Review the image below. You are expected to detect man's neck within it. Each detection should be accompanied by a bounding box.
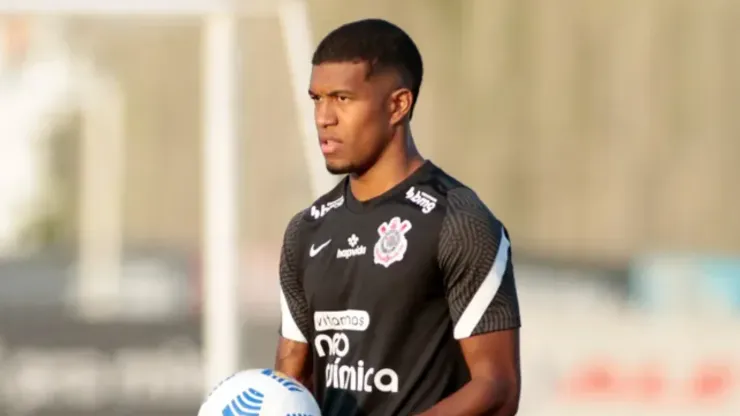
[349,135,425,202]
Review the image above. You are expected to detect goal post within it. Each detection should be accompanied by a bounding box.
[278,0,339,197]
[0,0,272,16]
[201,12,241,394]
[0,0,334,396]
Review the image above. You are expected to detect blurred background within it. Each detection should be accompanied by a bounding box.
[0,0,739,415]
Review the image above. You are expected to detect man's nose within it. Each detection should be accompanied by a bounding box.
[315,101,338,128]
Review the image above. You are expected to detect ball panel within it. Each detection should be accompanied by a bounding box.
[199,368,321,416]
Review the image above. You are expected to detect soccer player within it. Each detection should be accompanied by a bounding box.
[275,18,521,416]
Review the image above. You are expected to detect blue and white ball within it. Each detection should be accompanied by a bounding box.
[198,369,321,416]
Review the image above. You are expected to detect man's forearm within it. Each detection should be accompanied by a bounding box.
[417,378,519,416]
[275,363,313,390]
[276,359,314,393]
[275,337,313,390]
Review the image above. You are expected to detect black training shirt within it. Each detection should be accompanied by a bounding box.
[279,161,521,416]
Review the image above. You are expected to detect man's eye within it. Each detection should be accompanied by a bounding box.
[337,96,349,102]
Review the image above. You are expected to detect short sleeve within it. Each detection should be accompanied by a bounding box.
[278,210,311,343]
[438,188,521,340]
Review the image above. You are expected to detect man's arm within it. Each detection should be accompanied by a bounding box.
[420,189,521,416]
[274,211,313,388]
[275,337,313,389]
[418,330,520,416]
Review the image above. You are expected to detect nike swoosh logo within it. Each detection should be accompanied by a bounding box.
[309,240,331,257]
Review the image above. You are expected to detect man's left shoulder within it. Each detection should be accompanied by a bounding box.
[421,167,501,226]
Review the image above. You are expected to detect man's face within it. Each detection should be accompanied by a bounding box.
[309,62,396,175]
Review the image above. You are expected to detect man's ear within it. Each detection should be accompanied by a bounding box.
[388,88,414,125]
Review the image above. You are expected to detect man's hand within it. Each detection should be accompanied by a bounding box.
[275,336,313,391]
[418,329,520,416]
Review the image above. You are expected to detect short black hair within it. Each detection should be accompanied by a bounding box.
[312,19,424,118]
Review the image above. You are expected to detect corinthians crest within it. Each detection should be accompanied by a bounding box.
[374,217,413,267]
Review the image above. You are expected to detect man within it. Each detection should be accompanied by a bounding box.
[276,18,521,416]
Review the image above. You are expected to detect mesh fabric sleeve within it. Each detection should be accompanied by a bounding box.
[438,188,521,340]
[278,210,311,343]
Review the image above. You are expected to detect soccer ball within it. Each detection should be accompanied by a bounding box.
[198,368,321,416]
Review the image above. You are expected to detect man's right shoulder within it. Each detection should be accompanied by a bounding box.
[295,179,347,224]
[284,178,346,234]
[282,179,345,253]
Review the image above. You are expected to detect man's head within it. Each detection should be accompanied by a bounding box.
[309,19,423,175]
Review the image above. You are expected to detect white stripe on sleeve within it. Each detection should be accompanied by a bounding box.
[280,288,307,343]
[453,227,510,339]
